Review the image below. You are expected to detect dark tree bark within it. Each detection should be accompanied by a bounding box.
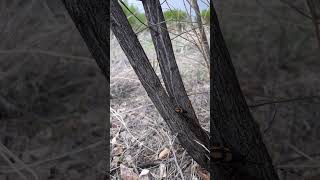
[61,1,110,179]
[110,0,210,169]
[61,0,109,81]
[210,3,279,180]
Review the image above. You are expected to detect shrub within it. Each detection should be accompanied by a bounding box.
[163,10,187,21]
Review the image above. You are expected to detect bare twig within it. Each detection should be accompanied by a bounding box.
[119,0,148,27]
[278,168,304,177]
[277,164,320,168]
[0,49,94,64]
[263,105,277,134]
[165,133,185,180]
[0,143,39,180]
[279,0,313,19]
[249,95,320,108]
[110,107,155,153]
[0,140,104,173]
[0,149,28,180]
[278,153,320,165]
[288,143,315,161]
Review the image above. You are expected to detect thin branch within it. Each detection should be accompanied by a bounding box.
[249,95,320,108]
[277,164,320,168]
[187,91,209,96]
[278,152,320,165]
[0,140,104,173]
[135,20,201,47]
[0,143,39,180]
[0,149,28,180]
[277,168,304,177]
[279,0,313,19]
[119,0,148,27]
[263,105,277,134]
[165,133,185,180]
[288,143,315,161]
[0,49,94,63]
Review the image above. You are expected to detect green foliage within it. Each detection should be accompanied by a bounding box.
[163,10,187,21]
[201,8,210,24]
[163,10,187,32]
[120,1,146,31]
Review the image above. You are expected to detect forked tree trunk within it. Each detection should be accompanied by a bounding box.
[110,0,210,169]
[141,0,206,135]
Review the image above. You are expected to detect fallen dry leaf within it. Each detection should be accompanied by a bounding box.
[139,169,152,180]
[111,131,120,144]
[111,136,117,144]
[158,147,170,159]
[120,164,138,180]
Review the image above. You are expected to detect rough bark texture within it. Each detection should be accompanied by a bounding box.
[61,1,110,179]
[62,0,109,81]
[141,0,209,145]
[111,0,210,169]
[210,3,280,180]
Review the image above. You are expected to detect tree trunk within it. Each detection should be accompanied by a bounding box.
[110,0,210,169]
[61,0,110,81]
[210,3,280,180]
[190,0,210,70]
[61,1,110,179]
